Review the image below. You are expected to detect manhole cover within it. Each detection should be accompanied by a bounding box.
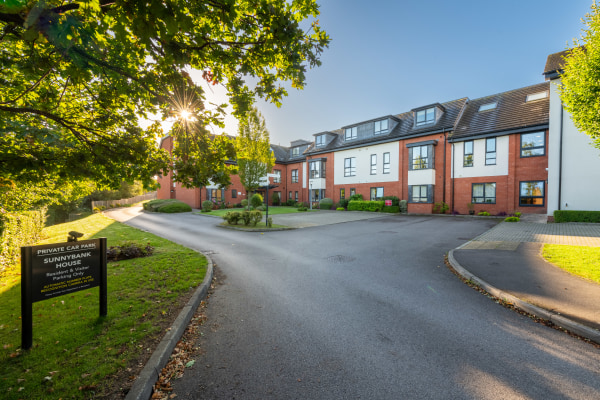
[327,255,355,264]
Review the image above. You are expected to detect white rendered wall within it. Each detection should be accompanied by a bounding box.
[548,79,600,214]
[302,162,307,189]
[308,178,326,190]
[407,169,436,186]
[452,137,509,178]
[334,142,399,185]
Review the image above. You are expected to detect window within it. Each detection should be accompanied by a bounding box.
[289,191,292,200]
[344,157,356,177]
[411,145,430,170]
[416,108,435,126]
[232,189,237,198]
[521,132,545,157]
[486,138,496,165]
[526,92,548,102]
[309,160,325,178]
[374,119,389,134]
[472,183,496,204]
[463,141,473,167]
[295,191,298,201]
[291,169,298,183]
[479,102,497,112]
[383,152,390,174]
[340,188,345,200]
[208,189,224,202]
[350,188,356,196]
[409,185,430,203]
[273,170,281,183]
[370,187,384,201]
[292,147,300,156]
[315,135,325,147]
[520,181,545,206]
[345,126,357,140]
[370,154,377,175]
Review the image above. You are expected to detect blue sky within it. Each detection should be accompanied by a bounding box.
[202,0,593,146]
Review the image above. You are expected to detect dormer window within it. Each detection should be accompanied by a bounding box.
[526,92,548,102]
[345,127,357,140]
[315,135,325,147]
[292,147,300,156]
[416,108,435,126]
[479,102,497,112]
[374,119,389,134]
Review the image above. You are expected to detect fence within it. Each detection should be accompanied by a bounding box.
[91,192,157,210]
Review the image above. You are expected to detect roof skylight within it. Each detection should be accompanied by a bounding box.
[526,92,548,102]
[478,102,497,112]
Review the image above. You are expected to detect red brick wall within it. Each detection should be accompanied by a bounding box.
[284,161,305,204]
[510,132,548,214]
[157,136,173,200]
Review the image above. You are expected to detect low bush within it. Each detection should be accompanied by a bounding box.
[267,217,273,227]
[106,242,154,261]
[144,199,175,211]
[382,206,400,213]
[241,210,252,225]
[504,216,520,222]
[297,206,308,211]
[296,202,308,208]
[381,196,399,207]
[256,205,266,211]
[337,199,349,209]
[93,207,101,213]
[319,198,334,210]
[497,211,507,216]
[271,192,280,206]
[286,199,297,206]
[348,200,384,212]
[432,201,449,214]
[349,193,363,201]
[250,210,263,226]
[201,200,214,212]
[336,207,345,211]
[399,200,408,213]
[478,211,491,216]
[223,211,242,225]
[554,210,600,223]
[159,202,192,213]
[0,208,46,274]
[241,199,249,207]
[250,193,263,208]
[514,211,522,217]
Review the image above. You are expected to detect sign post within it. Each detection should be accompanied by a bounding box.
[21,238,107,349]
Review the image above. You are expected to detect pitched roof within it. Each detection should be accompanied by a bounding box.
[451,82,549,141]
[304,97,467,156]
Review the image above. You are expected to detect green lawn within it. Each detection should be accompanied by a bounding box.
[0,214,207,399]
[543,244,600,284]
[196,206,317,217]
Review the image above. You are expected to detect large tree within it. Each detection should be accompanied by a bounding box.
[235,107,275,203]
[559,1,600,149]
[0,0,329,188]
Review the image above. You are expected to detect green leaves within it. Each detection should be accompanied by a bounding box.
[0,0,329,193]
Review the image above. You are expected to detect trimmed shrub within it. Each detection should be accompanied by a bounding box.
[250,210,263,226]
[554,210,600,223]
[338,199,349,209]
[478,211,491,216]
[107,242,154,261]
[201,200,214,212]
[336,207,345,211]
[504,217,520,222]
[399,200,408,214]
[349,193,363,201]
[223,211,242,225]
[240,211,252,225]
[382,206,400,213]
[144,199,175,211]
[297,206,308,211]
[286,199,296,206]
[348,200,384,212]
[250,193,263,208]
[271,192,280,206]
[241,199,249,207]
[0,208,46,274]
[319,198,334,210]
[381,196,399,207]
[256,205,266,211]
[158,201,192,213]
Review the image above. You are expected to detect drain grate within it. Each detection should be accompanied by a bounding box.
[326,255,356,264]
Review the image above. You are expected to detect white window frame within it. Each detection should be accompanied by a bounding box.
[345,127,357,140]
[383,152,390,174]
[344,157,356,177]
[370,154,377,175]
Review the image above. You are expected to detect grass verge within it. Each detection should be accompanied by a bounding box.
[542,244,600,284]
[0,213,206,399]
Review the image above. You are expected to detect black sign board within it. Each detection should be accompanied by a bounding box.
[21,238,107,349]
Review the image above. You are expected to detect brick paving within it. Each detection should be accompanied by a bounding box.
[466,221,600,248]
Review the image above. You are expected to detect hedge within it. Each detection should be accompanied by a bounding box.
[319,198,334,210]
[348,200,384,212]
[144,199,191,213]
[381,196,399,207]
[0,208,46,273]
[382,206,400,213]
[553,210,600,223]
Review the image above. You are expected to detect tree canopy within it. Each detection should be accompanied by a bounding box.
[0,0,330,189]
[559,1,600,150]
[235,107,275,195]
